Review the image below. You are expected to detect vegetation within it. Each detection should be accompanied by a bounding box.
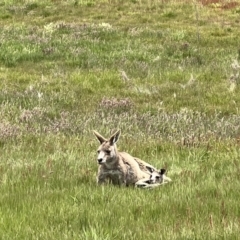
[0,0,240,239]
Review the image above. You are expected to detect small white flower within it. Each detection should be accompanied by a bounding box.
[37,91,43,99]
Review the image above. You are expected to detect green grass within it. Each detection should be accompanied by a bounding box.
[1,0,240,239]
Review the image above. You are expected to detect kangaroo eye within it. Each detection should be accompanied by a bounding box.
[97,150,100,154]
[156,176,160,179]
[106,150,111,154]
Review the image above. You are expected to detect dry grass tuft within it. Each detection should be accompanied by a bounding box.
[19,107,45,123]
[0,121,20,139]
[99,97,133,108]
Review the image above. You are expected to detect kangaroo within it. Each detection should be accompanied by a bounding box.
[93,130,156,186]
[135,167,172,188]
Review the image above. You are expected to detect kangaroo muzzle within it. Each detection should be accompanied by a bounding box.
[98,158,103,164]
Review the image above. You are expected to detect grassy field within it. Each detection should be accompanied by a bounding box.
[1,0,240,239]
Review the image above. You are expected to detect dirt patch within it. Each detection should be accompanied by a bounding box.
[199,0,239,9]
[199,0,222,5]
[222,1,239,10]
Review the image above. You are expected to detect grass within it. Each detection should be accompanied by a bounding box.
[0,0,240,239]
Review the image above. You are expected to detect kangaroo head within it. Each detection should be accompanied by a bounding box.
[146,167,167,184]
[93,130,121,167]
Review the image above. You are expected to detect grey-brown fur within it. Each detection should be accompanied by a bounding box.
[134,157,157,174]
[93,130,155,186]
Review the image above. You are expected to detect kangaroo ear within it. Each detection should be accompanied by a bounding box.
[109,130,121,145]
[146,166,154,173]
[160,169,166,175]
[93,130,107,144]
